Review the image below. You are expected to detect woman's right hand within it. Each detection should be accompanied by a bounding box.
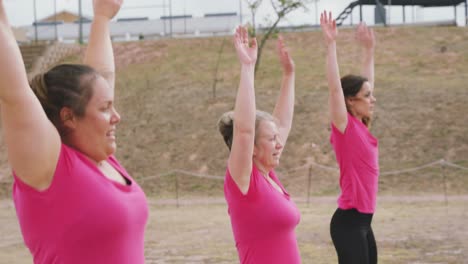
[320,11,338,46]
[233,26,257,65]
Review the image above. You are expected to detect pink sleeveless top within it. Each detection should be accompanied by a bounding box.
[12,144,148,264]
[224,164,301,264]
[330,112,379,213]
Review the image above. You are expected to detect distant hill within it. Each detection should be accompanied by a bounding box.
[1,26,467,198]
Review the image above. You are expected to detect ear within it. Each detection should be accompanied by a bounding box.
[252,144,258,157]
[345,97,354,107]
[60,107,77,130]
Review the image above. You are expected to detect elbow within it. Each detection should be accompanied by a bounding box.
[329,88,343,97]
[233,118,255,138]
[234,124,255,137]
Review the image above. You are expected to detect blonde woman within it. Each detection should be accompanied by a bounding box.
[218,26,301,263]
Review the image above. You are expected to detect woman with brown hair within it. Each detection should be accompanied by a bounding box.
[320,11,379,264]
[0,0,148,263]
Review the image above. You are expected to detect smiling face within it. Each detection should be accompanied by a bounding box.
[253,120,283,172]
[346,81,376,121]
[64,76,121,162]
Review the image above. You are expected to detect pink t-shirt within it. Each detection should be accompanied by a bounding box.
[330,113,379,214]
[12,144,148,264]
[224,164,301,264]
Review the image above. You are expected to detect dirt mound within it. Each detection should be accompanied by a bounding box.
[0,27,467,198]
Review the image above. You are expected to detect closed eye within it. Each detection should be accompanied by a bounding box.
[100,102,113,111]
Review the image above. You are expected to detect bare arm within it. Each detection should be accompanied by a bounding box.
[84,0,122,90]
[356,22,375,90]
[0,0,60,190]
[272,35,295,146]
[228,26,257,194]
[320,11,348,133]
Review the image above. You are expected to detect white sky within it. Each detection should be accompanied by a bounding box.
[3,0,468,27]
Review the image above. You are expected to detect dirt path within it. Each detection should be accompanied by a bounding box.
[1,195,467,263]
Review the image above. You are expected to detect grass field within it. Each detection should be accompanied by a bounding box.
[1,196,467,263]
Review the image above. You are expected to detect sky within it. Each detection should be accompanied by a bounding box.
[3,0,468,27]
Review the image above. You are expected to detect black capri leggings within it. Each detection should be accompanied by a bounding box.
[330,208,377,264]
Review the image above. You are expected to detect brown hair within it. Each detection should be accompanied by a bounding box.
[340,74,371,127]
[217,110,275,151]
[29,64,98,137]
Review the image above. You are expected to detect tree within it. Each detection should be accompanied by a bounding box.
[245,0,309,73]
[244,0,264,37]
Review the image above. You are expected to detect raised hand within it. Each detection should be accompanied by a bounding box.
[0,0,8,23]
[233,26,257,65]
[320,11,338,46]
[277,35,294,75]
[93,0,123,20]
[356,22,375,50]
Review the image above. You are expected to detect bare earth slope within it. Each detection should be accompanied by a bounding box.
[0,26,467,197]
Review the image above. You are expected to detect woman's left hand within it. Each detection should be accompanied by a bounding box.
[277,35,295,75]
[355,22,375,50]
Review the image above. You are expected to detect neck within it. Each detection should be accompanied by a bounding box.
[253,159,272,176]
[349,110,366,124]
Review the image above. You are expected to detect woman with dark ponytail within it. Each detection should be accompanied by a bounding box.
[0,0,148,263]
[320,11,379,264]
[218,26,301,263]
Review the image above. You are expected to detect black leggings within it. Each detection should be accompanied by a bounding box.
[330,208,377,264]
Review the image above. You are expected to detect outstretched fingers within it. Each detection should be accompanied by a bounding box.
[356,22,375,49]
[234,27,241,47]
[320,10,338,44]
[277,35,294,74]
[233,26,257,65]
[320,11,326,25]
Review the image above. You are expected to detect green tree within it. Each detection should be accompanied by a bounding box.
[244,0,264,37]
[245,0,309,73]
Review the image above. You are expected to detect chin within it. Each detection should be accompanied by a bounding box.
[106,144,117,156]
[272,160,280,168]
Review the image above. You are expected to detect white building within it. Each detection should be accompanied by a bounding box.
[22,11,240,43]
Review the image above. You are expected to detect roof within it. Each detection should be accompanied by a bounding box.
[357,0,466,6]
[22,15,240,41]
[39,10,91,23]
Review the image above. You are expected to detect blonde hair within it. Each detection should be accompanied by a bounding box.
[217,110,275,150]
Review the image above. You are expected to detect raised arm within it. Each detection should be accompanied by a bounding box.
[84,0,122,90]
[320,11,348,133]
[356,22,375,90]
[0,0,60,189]
[272,35,295,146]
[228,26,258,194]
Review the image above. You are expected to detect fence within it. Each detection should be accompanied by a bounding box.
[0,158,466,207]
[133,159,468,207]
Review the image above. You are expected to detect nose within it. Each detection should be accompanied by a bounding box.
[111,107,121,124]
[276,138,283,150]
[371,95,377,103]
